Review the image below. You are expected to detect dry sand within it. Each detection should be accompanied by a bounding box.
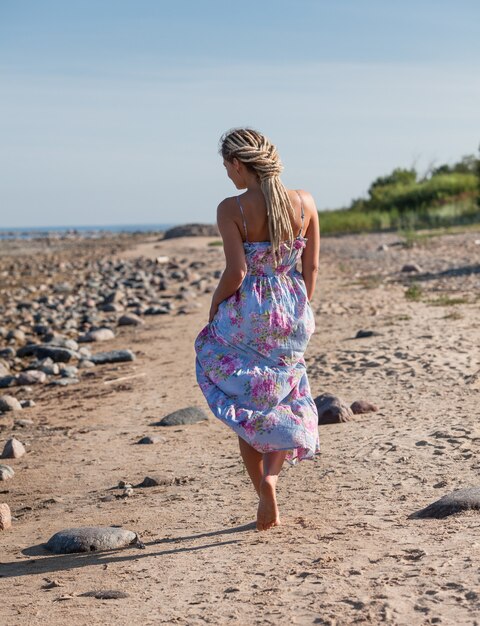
[0,230,479,625]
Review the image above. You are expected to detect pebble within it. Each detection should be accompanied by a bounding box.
[0,503,12,530]
[89,350,136,365]
[136,475,172,488]
[78,359,95,369]
[0,464,15,480]
[0,376,16,389]
[59,365,79,378]
[49,378,80,386]
[0,395,23,412]
[314,393,354,425]
[80,328,115,342]
[155,406,209,426]
[411,487,480,519]
[16,370,47,385]
[402,263,422,273]
[1,437,26,459]
[351,400,379,414]
[45,526,139,553]
[118,314,144,326]
[20,399,35,408]
[80,590,129,600]
[354,330,381,339]
[137,435,166,444]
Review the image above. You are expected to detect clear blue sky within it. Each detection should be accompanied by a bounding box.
[1,0,479,227]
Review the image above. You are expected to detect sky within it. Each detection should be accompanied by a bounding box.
[0,0,479,228]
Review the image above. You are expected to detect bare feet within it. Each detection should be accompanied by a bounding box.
[256,476,280,531]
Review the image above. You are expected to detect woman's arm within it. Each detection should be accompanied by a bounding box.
[209,199,247,322]
[301,192,320,301]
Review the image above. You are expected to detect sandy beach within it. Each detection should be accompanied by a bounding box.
[0,229,479,625]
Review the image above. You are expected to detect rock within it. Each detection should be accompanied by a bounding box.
[136,476,173,488]
[1,437,26,459]
[144,306,170,315]
[59,365,78,378]
[49,378,80,386]
[0,464,15,480]
[78,359,95,369]
[45,526,139,553]
[351,400,379,414]
[80,328,115,342]
[155,406,208,427]
[16,370,47,385]
[17,344,77,363]
[163,223,219,239]
[314,393,354,425]
[118,314,144,327]
[0,503,12,530]
[0,376,15,389]
[89,350,135,365]
[7,329,25,343]
[354,330,381,339]
[137,435,166,445]
[155,256,169,264]
[80,590,129,600]
[14,418,34,427]
[0,395,22,412]
[410,487,480,519]
[0,347,15,358]
[402,263,422,273]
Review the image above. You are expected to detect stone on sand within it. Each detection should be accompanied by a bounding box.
[354,329,381,339]
[80,328,115,342]
[89,350,135,365]
[45,526,138,553]
[80,590,129,600]
[0,503,12,530]
[0,395,22,412]
[351,400,379,414]
[118,313,144,326]
[16,344,77,363]
[410,487,480,519]
[16,370,47,385]
[314,393,354,425]
[1,437,26,459]
[402,263,422,273]
[137,435,166,444]
[0,464,15,480]
[155,406,208,427]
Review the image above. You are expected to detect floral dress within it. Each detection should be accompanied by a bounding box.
[194,196,320,464]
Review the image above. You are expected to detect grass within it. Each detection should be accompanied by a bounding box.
[318,197,480,236]
[352,274,384,289]
[427,295,470,306]
[208,240,223,247]
[405,283,423,302]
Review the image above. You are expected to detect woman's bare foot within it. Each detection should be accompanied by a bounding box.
[257,475,280,531]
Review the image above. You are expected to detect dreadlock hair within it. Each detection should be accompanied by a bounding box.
[219,128,295,264]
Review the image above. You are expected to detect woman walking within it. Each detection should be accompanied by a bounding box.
[194,128,320,531]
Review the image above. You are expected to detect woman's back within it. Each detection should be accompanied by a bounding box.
[230,188,310,243]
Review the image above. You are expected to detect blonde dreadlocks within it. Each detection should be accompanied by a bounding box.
[219,128,295,263]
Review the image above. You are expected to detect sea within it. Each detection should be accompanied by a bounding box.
[0,224,176,241]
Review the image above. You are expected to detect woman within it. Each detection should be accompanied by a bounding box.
[194,128,320,531]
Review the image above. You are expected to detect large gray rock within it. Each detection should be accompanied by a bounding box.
[155,406,208,427]
[0,376,15,389]
[89,350,135,365]
[410,487,480,519]
[314,393,354,425]
[118,314,144,326]
[0,395,22,413]
[1,437,26,459]
[45,526,139,553]
[16,344,77,363]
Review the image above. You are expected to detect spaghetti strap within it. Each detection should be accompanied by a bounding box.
[295,190,305,237]
[236,196,248,242]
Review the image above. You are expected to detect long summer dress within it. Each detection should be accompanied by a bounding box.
[194,193,320,464]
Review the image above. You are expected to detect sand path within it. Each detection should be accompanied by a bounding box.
[1,232,479,625]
